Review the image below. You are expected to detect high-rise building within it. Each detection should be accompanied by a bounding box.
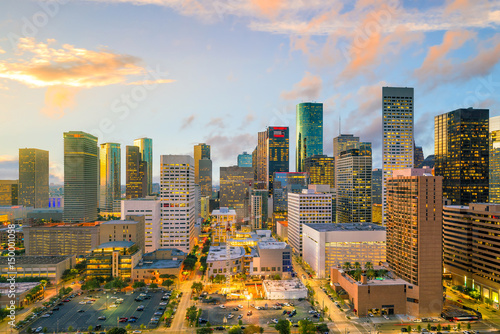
[333,134,360,157]
[272,172,310,212]
[133,138,153,195]
[413,142,424,168]
[160,155,195,253]
[126,146,148,199]
[288,188,332,256]
[198,158,212,197]
[489,116,500,203]
[0,180,18,206]
[19,148,49,208]
[256,131,267,186]
[220,166,253,222]
[194,143,210,183]
[121,198,161,254]
[303,155,334,187]
[63,132,98,223]
[371,168,382,205]
[435,108,489,205]
[252,147,257,180]
[267,126,289,193]
[238,152,252,167]
[386,168,443,317]
[443,203,500,304]
[99,143,121,213]
[296,102,323,172]
[336,143,372,224]
[382,87,414,223]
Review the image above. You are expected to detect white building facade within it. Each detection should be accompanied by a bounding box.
[121,198,161,253]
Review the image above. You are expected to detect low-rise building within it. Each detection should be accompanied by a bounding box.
[302,223,386,278]
[0,282,42,307]
[133,248,186,284]
[86,241,142,279]
[251,241,292,279]
[99,217,145,252]
[211,208,237,245]
[263,279,307,300]
[206,246,245,278]
[27,208,63,221]
[0,255,76,284]
[276,221,288,242]
[0,225,23,246]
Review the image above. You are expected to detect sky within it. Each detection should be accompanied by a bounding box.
[0,0,499,185]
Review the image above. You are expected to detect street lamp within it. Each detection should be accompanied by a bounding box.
[246,295,251,308]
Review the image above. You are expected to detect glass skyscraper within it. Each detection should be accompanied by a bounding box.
[237,152,252,167]
[296,102,323,172]
[267,126,289,193]
[18,148,49,208]
[272,172,310,212]
[303,155,334,187]
[490,116,500,203]
[126,146,148,199]
[133,138,153,195]
[333,134,360,157]
[435,108,489,205]
[99,143,121,213]
[63,131,98,223]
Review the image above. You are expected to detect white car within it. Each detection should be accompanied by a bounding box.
[220,305,226,309]
[413,318,422,323]
[227,314,234,319]
[238,305,243,309]
[383,315,389,320]
[41,314,50,318]
[271,319,278,324]
[308,310,316,314]
[110,304,118,308]
[79,301,86,305]
[132,331,142,334]
[368,313,374,317]
[159,302,167,306]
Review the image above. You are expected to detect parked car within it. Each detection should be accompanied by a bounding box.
[247,311,252,316]
[98,316,106,320]
[215,326,225,330]
[119,318,128,322]
[238,315,243,319]
[77,310,85,313]
[271,319,278,324]
[128,318,137,323]
[227,314,234,319]
[220,305,226,309]
[94,325,102,330]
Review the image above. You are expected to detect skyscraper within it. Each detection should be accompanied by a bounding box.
[435,108,489,205]
[336,143,372,224]
[252,147,257,180]
[371,168,382,205]
[18,148,49,208]
[413,142,424,168]
[272,172,310,212]
[194,143,210,183]
[489,116,500,203]
[333,134,360,157]
[220,166,253,221]
[0,180,18,206]
[267,126,289,193]
[198,158,212,197]
[303,155,334,187]
[386,168,443,316]
[237,152,252,167]
[133,138,153,195]
[256,131,267,186]
[99,143,121,213]
[160,155,195,253]
[296,102,323,172]
[63,131,98,223]
[382,87,414,222]
[126,146,147,199]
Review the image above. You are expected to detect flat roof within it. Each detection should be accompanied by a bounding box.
[101,220,139,225]
[304,223,385,232]
[0,256,71,265]
[258,241,289,250]
[95,241,135,249]
[135,259,182,270]
[0,282,40,294]
[263,279,307,291]
[207,246,245,262]
[211,209,236,215]
[337,269,408,286]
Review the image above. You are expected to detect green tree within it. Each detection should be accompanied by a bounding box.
[183,254,198,271]
[163,279,175,288]
[213,274,226,284]
[366,269,376,279]
[467,323,471,330]
[457,323,461,330]
[140,324,146,329]
[298,319,316,334]
[228,326,243,334]
[197,329,213,334]
[191,282,204,294]
[150,283,158,289]
[244,325,264,334]
[417,325,421,332]
[352,269,362,281]
[427,323,431,331]
[106,328,127,334]
[133,281,146,289]
[187,306,198,323]
[68,326,74,332]
[342,262,351,271]
[316,323,329,333]
[272,274,281,280]
[42,327,48,333]
[88,325,94,332]
[364,262,373,270]
[238,320,243,326]
[436,324,441,332]
[206,321,211,328]
[377,269,388,278]
[125,324,132,330]
[407,325,411,332]
[353,262,361,269]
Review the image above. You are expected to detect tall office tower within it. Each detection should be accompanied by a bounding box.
[386,168,443,317]
[18,148,49,208]
[126,146,148,199]
[0,180,18,205]
[371,168,382,205]
[250,193,262,230]
[333,134,360,157]
[435,108,489,205]
[238,152,252,167]
[490,116,500,203]
[273,172,310,212]
[267,126,289,193]
[336,143,372,224]
[413,142,424,168]
[194,143,210,184]
[256,131,267,186]
[248,188,268,229]
[296,102,323,172]
[303,155,334,187]
[288,188,332,256]
[194,184,201,220]
[160,155,195,253]
[99,143,121,213]
[220,166,253,222]
[382,87,414,223]
[252,147,257,180]
[133,138,153,195]
[443,203,500,303]
[198,158,212,197]
[63,131,98,223]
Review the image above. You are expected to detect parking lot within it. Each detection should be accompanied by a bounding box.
[24,290,169,333]
[198,297,321,327]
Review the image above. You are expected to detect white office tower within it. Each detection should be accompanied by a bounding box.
[382,87,414,223]
[160,155,195,253]
[251,194,262,230]
[121,198,161,253]
[288,188,332,256]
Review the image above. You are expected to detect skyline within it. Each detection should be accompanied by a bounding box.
[1,0,500,184]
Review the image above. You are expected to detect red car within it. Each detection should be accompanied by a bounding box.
[119,318,128,322]
[62,299,70,302]
[458,299,463,303]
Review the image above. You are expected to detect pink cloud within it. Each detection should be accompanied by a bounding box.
[280,72,322,100]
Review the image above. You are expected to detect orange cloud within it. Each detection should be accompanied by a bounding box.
[281,71,322,100]
[41,86,78,119]
[251,0,283,19]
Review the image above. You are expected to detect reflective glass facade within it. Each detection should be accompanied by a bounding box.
[267,126,289,193]
[99,143,121,213]
[303,155,334,187]
[490,116,500,203]
[126,146,147,199]
[333,134,360,157]
[133,138,153,195]
[296,103,323,172]
[0,180,18,206]
[19,148,49,208]
[272,172,310,212]
[194,143,210,184]
[237,152,252,167]
[434,108,489,205]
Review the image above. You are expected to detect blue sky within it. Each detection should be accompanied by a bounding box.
[0,0,499,184]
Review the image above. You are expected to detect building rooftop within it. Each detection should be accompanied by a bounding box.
[144,248,187,257]
[277,221,288,227]
[212,208,236,216]
[258,241,289,250]
[29,209,63,213]
[134,259,183,270]
[101,220,139,225]
[0,255,71,265]
[95,241,135,249]
[304,223,385,232]
[207,246,245,262]
[0,282,41,295]
[263,279,306,291]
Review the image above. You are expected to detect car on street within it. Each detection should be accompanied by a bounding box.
[77,310,85,313]
[238,305,243,309]
[110,304,118,308]
[215,326,225,330]
[119,318,128,322]
[98,316,106,320]
[413,318,422,322]
[220,305,226,309]
[233,307,239,311]
[154,311,163,316]
[128,318,137,322]
[247,311,252,316]
[227,314,234,319]
[369,313,374,317]
[41,314,50,318]
[238,315,243,319]
[62,299,70,302]
[308,310,316,314]
[94,325,102,330]
[383,315,389,320]
[159,302,167,306]
[35,327,43,333]
[132,331,142,334]
[79,301,86,305]
[53,307,59,311]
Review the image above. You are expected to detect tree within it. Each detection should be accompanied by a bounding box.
[150,283,158,289]
[183,254,198,271]
[342,262,351,271]
[82,278,101,290]
[88,325,94,332]
[407,325,411,333]
[273,274,281,280]
[238,320,243,326]
[244,325,264,334]
[140,324,146,329]
[68,326,73,332]
[457,323,461,330]
[377,269,388,278]
[42,327,48,333]
[206,321,211,327]
[125,324,132,330]
[228,326,243,334]
[187,306,198,323]
[298,319,316,334]
[191,282,204,294]
[467,323,471,330]
[417,325,421,332]
[353,262,361,269]
[26,328,33,334]
[213,274,226,284]
[315,323,329,333]
[352,269,362,281]
[436,324,441,332]
[106,328,127,334]
[133,281,146,289]
[197,329,213,334]
[366,269,376,280]
[364,262,373,270]
[163,279,175,288]
[427,323,431,331]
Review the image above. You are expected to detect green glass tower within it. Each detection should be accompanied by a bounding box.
[133,138,153,195]
[99,143,121,213]
[296,102,323,172]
